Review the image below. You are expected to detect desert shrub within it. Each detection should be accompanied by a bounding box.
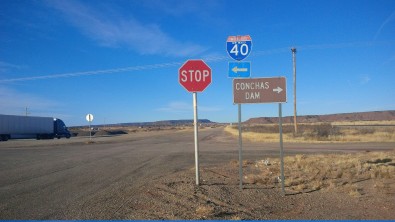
[359,128,376,135]
[313,123,332,138]
[238,125,295,134]
[303,123,342,140]
[346,184,363,197]
[107,130,128,135]
[94,130,128,136]
[72,131,96,137]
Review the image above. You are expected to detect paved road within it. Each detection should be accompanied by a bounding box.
[0,127,394,219]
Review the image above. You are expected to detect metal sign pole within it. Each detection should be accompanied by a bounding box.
[193,92,200,186]
[89,120,92,141]
[238,104,243,189]
[279,103,285,196]
[86,114,94,142]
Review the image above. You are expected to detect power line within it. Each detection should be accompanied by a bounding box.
[291,47,297,134]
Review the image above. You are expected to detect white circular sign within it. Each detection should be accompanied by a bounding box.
[86,114,94,122]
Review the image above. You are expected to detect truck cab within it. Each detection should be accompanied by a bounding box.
[54,118,71,139]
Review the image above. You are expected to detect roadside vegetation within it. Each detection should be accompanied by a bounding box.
[69,126,186,137]
[242,150,395,195]
[225,121,395,143]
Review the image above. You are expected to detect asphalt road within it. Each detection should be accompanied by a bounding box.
[0,127,394,219]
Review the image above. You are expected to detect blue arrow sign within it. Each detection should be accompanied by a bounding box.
[228,61,251,78]
[226,35,252,61]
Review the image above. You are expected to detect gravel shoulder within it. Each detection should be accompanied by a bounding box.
[0,127,394,219]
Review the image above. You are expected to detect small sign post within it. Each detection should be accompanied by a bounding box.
[279,103,285,196]
[226,35,253,190]
[86,114,94,141]
[233,77,287,195]
[226,35,286,195]
[179,59,212,186]
[237,103,243,190]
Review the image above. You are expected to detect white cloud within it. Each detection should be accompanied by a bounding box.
[0,61,24,73]
[156,101,190,113]
[390,55,395,61]
[45,0,207,57]
[141,0,221,19]
[359,75,371,85]
[200,106,222,112]
[156,101,221,113]
[0,86,61,116]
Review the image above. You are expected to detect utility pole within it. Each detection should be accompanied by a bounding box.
[25,107,30,116]
[291,47,297,134]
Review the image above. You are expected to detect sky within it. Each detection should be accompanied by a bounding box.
[1,0,395,126]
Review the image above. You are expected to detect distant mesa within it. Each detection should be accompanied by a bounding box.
[74,119,214,128]
[245,110,395,124]
[72,110,395,128]
[117,119,213,127]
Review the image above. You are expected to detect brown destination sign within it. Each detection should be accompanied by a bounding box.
[233,77,287,104]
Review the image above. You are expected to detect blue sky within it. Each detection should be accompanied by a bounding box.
[1,0,394,126]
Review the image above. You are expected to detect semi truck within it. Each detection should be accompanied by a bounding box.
[0,114,71,141]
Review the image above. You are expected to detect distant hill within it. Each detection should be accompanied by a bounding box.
[245,110,395,124]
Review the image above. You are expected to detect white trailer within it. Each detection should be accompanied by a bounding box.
[0,114,71,141]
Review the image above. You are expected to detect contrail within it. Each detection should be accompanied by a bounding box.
[0,62,183,83]
[0,41,389,83]
[373,9,395,41]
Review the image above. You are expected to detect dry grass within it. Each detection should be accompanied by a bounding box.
[225,125,298,143]
[225,121,395,143]
[346,184,364,197]
[242,150,395,195]
[331,120,395,126]
[195,205,215,219]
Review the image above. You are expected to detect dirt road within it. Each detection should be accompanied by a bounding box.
[0,127,394,219]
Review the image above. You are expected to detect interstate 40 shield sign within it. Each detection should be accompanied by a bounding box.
[226,35,252,61]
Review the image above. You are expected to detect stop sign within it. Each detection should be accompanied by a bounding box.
[179,59,212,92]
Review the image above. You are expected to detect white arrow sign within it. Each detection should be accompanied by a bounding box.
[233,77,287,104]
[86,114,94,122]
[273,86,283,94]
[232,66,248,73]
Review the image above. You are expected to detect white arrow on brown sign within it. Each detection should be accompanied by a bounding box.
[233,77,287,104]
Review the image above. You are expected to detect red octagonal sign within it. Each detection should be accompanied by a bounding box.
[179,59,212,92]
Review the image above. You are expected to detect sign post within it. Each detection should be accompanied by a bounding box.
[279,103,285,196]
[193,92,200,184]
[85,114,94,141]
[227,35,252,190]
[233,76,287,194]
[179,59,212,186]
[237,104,243,190]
